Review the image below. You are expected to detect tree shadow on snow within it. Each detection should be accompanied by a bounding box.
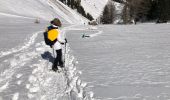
[41,51,54,63]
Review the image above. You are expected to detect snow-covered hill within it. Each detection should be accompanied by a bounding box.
[81,0,108,19]
[81,0,123,23]
[0,0,88,24]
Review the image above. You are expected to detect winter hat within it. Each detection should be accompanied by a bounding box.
[51,18,62,27]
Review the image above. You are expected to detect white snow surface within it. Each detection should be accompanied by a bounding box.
[67,24,170,100]
[0,23,93,99]
[0,0,91,99]
[0,0,88,24]
[1,0,170,100]
[81,0,108,19]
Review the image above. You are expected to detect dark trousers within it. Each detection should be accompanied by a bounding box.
[52,49,63,70]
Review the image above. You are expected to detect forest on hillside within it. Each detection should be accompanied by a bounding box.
[59,0,94,21]
[102,0,170,24]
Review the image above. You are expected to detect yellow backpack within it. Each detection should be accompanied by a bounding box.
[48,29,59,41]
[44,26,60,46]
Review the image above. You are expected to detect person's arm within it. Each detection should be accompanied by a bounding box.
[57,31,65,44]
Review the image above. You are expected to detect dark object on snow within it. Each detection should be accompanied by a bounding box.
[43,25,58,47]
[156,19,167,24]
[34,18,40,24]
[88,20,98,25]
[82,34,90,38]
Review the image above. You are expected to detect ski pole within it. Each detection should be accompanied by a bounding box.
[64,42,67,67]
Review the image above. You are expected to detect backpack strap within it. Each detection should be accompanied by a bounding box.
[47,25,58,31]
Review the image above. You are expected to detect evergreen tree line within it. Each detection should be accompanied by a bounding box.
[101,1,115,24]
[101,0,170,24]
[59,0,94,21]
[122,0,170,24]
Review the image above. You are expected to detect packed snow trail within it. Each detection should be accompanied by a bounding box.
[0,23,96,100]
[0,0,93,99]
[0,31,68,99]
[0,31,42,58]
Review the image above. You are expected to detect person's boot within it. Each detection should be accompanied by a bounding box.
[52,65,58,72]
[59,64,64,68]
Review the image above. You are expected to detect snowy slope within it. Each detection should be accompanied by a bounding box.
[0,0,88,24]
[0,0,92,100]
[0,18,93,99]
[67,24,170,100]
[49,0,88,24]
[81,0,108,19]
[81,0,124,23]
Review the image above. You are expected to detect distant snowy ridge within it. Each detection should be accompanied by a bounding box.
[0,0,88,24]
[49,0,88,24]
[81,0,109,19]
[81,0,124,23]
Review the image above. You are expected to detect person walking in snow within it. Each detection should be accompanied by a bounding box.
[44,18,67,72]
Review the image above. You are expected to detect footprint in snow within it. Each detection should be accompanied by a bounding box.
[35,43,41,47]
[29,87,40,93]
[36,47,44,52]
[27,93,35,99]
[28,75,37,83]
[16,74,23,79]
[12,92,19,100]
[26,84,30,89]
[16,80,22,85]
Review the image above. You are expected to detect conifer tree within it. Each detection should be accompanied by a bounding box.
[67,0,71,6]
[87,13,94,21]
[101,1,115,24]
[157,0,170,21]
[71,0,75,9]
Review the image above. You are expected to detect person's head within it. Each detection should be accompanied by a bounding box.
[51,18,62,27]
